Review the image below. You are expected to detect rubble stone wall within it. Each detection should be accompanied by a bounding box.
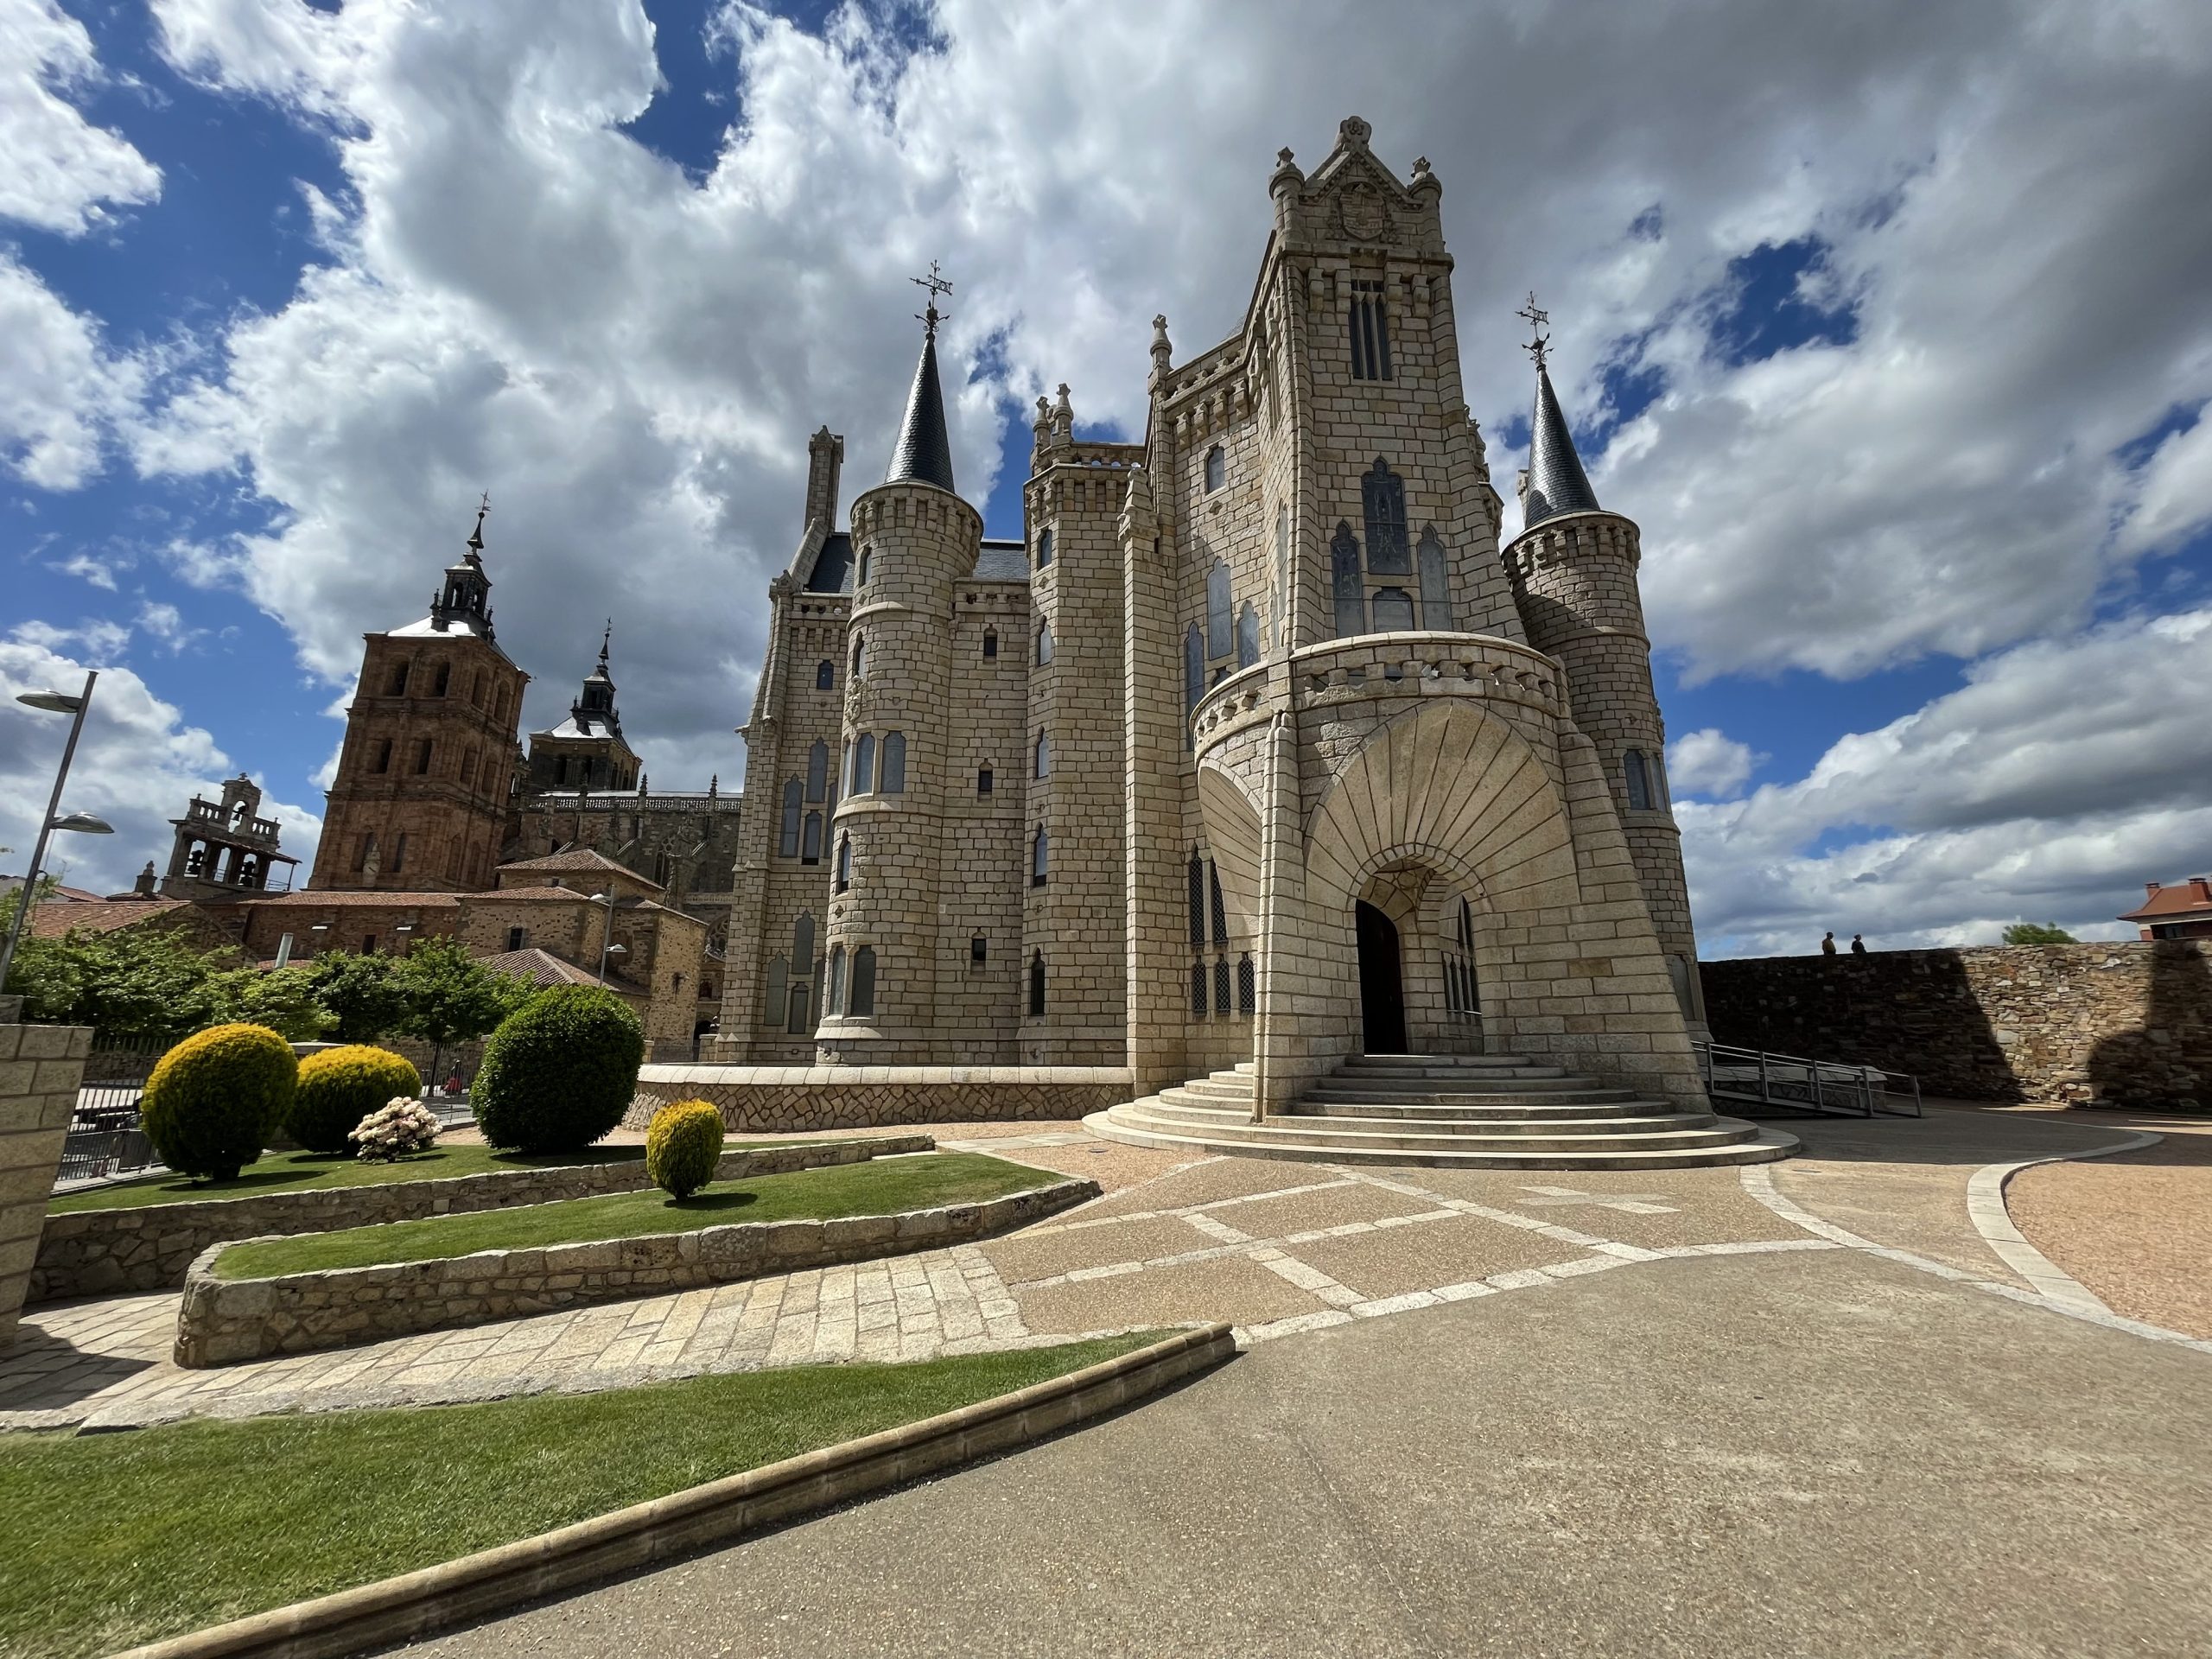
[1701,942,2211,1107]
[631,1064,1133,1132]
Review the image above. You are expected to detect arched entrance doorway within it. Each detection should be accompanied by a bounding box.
[1355,900,1407,1054]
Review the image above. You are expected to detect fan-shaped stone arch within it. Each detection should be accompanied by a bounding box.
[1194,759,1262,936]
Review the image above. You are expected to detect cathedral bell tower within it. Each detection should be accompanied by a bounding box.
[524,625,641,795]
[311,499,530,894]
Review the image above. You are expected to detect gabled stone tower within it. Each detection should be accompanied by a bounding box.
[312,505,527,893]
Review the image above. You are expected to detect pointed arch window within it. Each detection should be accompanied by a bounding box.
[792,912,815,978]
[977,766,993,795]
[1209,861,1227,945]
[1036,527,1053,569]
[802,811,822,862]
[1237,953,1256,1016]
[852,733,875,794]
[763,957,787,1028]
[817,660,835,690]
[1446,897,1481,1020]
[1028,950,1046,1017]
[1362,459,1410,575]
[1417,525,1452,631]
[1350,279,1392,380]
[787,981,810,1034]
[1371,588,1416,633]
[1331,522,1364,639]
[779,779,802,858]
[1191,962,1209,1018]
[1205,558,1232,659]
[1031,826,1049,887]
[1035,620,1054,665]
[851,635,867,680]
[1033,730,1051,780]
[982,627,998,659]
[856,545,872,588]
[851,945,876,1016]
[1236,602,1260,669]
[806,740,828,802]
[1625,749,1654,812]
[1204,445,1225,493]
[827,945,846,1014]
[880,731,906,793]
[835,832,851,893]
[433,662,450,696]
[1213,957,1231,1016]
[1187,850,1206,947]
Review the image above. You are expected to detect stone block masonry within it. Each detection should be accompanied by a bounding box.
[1702,942,2212,1107]
[32,1136,931,1305]
[0,1005,90,1345]
[174,1178,1098,1366]
[632,1065,1133,1133]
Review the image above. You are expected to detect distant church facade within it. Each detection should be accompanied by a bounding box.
[715,118,1709,1114]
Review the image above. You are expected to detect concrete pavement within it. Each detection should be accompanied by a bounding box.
[404,1246,2212,1658]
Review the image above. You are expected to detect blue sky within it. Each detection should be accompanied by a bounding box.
[4,0,2210,956]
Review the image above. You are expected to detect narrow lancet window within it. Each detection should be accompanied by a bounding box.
[1331,522,1364,639]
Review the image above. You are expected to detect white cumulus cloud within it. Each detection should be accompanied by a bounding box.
[1667,728,1762,799]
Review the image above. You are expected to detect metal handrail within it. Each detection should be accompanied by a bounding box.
[1693,1039,1922,1118]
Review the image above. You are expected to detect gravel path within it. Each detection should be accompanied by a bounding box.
[2007,1111,2212,1339]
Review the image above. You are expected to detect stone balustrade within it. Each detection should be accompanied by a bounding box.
[32,1135,931,1304]
[175,1177,1098,1367]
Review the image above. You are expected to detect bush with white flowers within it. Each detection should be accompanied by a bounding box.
[349,1096,442,1163]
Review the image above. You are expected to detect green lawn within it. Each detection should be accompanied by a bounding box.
[48,1138,819,1214]
[214,1151,1058,1280]
[0,1334,1160,1659]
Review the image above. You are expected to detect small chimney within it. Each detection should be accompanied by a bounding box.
[2145,880,2162,899]
[2192,876,2211,902]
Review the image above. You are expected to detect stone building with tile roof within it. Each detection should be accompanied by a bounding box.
[709,118,1713,1125]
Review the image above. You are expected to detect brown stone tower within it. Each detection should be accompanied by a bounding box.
[311,504,530,893]
[1503,346,1707,1033]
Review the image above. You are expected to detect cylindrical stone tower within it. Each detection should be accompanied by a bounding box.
[1504,362,1707,1033]
[817,302,982,1062]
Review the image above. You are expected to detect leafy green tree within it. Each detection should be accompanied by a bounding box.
[392,937,536,1087]
[208,964,336,1042]
[2001,922,2079,944]
[3,925,229,1043]
[305,950,411,1041]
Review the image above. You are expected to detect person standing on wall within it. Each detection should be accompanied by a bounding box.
[1821,931,1838,956]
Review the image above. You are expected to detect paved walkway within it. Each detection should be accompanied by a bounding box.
[410,1246,2212,1658]
[11,1103,2201,1433]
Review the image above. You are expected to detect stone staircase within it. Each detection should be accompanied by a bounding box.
[1084,1053,1796,1170]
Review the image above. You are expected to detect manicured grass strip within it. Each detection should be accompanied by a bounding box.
[214,1152,1056,1280]
[48,1138,816,1214]
[0,1333,1159,1659]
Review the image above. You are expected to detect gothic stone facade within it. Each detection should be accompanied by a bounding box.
[712,117,1707,1112]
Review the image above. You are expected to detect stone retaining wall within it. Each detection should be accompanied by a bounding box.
[1702,942,2211,1106]
[32,1136,932,1305]
[631,1065,1135,1133]
[175,1178,1097,1366]
[2,1010,88,1346]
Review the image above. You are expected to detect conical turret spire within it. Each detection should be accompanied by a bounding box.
[885,265,957,495]
[1516,294,1599,528]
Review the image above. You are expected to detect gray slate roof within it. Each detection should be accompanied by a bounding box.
[885,331,957,495]
[1522,365,1601,528]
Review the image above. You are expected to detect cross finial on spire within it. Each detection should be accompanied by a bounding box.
[599,619,612,668]
[467,490,490,553]
[1516,291,1550,372]
[911,261,953,339]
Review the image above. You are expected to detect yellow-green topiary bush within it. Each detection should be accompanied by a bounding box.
[645,1099,725,1200]
[289,1045,423,1154]
[140,1023,297,1182]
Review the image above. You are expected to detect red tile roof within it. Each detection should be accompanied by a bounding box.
[2119,878,2212,923]
[27,899,202,939]
[235,891,464,909]
[475,946,648,995]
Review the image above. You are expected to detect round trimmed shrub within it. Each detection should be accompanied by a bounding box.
[141,1023,297,1182]
[289,1045,422,1154]
[471,984,645,1154]
[645,1099,725,1199]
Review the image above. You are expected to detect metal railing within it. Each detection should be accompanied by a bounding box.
[55,1071,160,1185]
[1694,1039,1923,1118]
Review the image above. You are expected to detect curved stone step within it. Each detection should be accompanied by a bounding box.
[1084,1106,1798,1171]
[1116,1106,1733,1150]
[1304,1078,1627,1102]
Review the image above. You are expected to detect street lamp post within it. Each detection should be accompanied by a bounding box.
[0,673,115,1000]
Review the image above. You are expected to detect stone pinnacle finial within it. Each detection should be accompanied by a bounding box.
[467,490,489,555]
[1149,314,1173,379]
